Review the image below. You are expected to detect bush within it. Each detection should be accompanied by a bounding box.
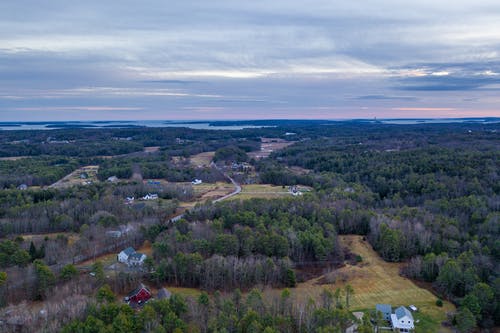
[436,299,443,307]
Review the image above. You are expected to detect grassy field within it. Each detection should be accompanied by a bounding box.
[190,151,215,167]
[233,184,312,200]
[293,235,454,332]
[49,165,99,189]
[20,232,80,246]
[248,138,296,159]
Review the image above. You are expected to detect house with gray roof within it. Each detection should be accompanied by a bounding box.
[390,306,414,332]
[157,288,172,300]
[127,252,147,267]
[118,247,136,263]
[375,303,392,321]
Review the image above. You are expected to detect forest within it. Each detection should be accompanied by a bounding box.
[0,121,498,332]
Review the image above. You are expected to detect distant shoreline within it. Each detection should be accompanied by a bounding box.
[0,117,499,131]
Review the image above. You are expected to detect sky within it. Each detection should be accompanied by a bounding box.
[1,1,500,121]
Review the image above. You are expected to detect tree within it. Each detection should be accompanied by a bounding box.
[455,307,476,333]
[345,284,354,309]
[12,249,30,267]
[60,264,78,281]
[285,268,296,288]
[112,312,135,333]
[97,284,115,303]
[33,259,55,300]
[198,292,210,333]
[29,241,37,260]
[91,261,105,284]
[0,271,6,286]
[462,294,481,320]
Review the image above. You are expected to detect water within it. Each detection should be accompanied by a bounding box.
[0,118,498,130]
[0,120,272,131]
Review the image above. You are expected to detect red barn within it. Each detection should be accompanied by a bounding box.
[124,283,152,306]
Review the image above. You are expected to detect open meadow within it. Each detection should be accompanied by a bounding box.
[293,235,455,332]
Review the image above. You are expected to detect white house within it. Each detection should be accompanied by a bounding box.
[390,306,414,332]
[191,179,202,185]
[118,247,136,263]
[127,252,147,267]
[142,193,158,200]
[107,176,119,183]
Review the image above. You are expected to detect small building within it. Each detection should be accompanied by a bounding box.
[191,179,202,185]
[17,184,28,190]
[80,172,89,179]
[376,304,392,321]
[409,305,417,312]
[127,252,147,267]
[125,196,135,205]
[107,176,118,183]
[390,306,414,332]
[157,288,172,300]
[289,185,303,196]
[106,230,122,238]
[124,283,151,305]
[142,193,158,200]
[118,247,136,263]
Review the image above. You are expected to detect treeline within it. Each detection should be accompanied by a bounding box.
[0,156,80,188]
[0,183,178,237]
[144,198,350,291]
[184,198,343,263]
[274,142,499,203]
[61,286,370,333]
[0,127,264,158]
[97,154,226,183]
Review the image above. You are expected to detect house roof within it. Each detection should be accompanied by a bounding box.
[391,313,414,330]
[121,247,136,256]
[157,288,172,299]
[395,306,413,320]
[127,283,151,297]
[376,304,392,314]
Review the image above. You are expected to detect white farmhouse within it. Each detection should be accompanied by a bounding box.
[191,179,202,185]
[142,193,158,200]
[127,252,147,267]
[390,306,414,332]
[118,247,136,263]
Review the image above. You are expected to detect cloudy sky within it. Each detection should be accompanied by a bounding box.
[1,1,500,121]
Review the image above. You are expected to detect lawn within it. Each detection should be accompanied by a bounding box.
[189,151,215,167]
[293,235,454,332]
[233,184,312,200]
[49,165,99,189]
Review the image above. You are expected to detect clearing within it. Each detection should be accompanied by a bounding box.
[232,184,312,200]
[293,235,454,332]
[190,151,215,167]
[179,182,235,210]
[248,138,296,159]
[49,165,99,189]
[0,156,29,161]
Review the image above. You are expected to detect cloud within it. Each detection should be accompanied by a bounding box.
[354,95,417,101]
[1,1,500,119]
